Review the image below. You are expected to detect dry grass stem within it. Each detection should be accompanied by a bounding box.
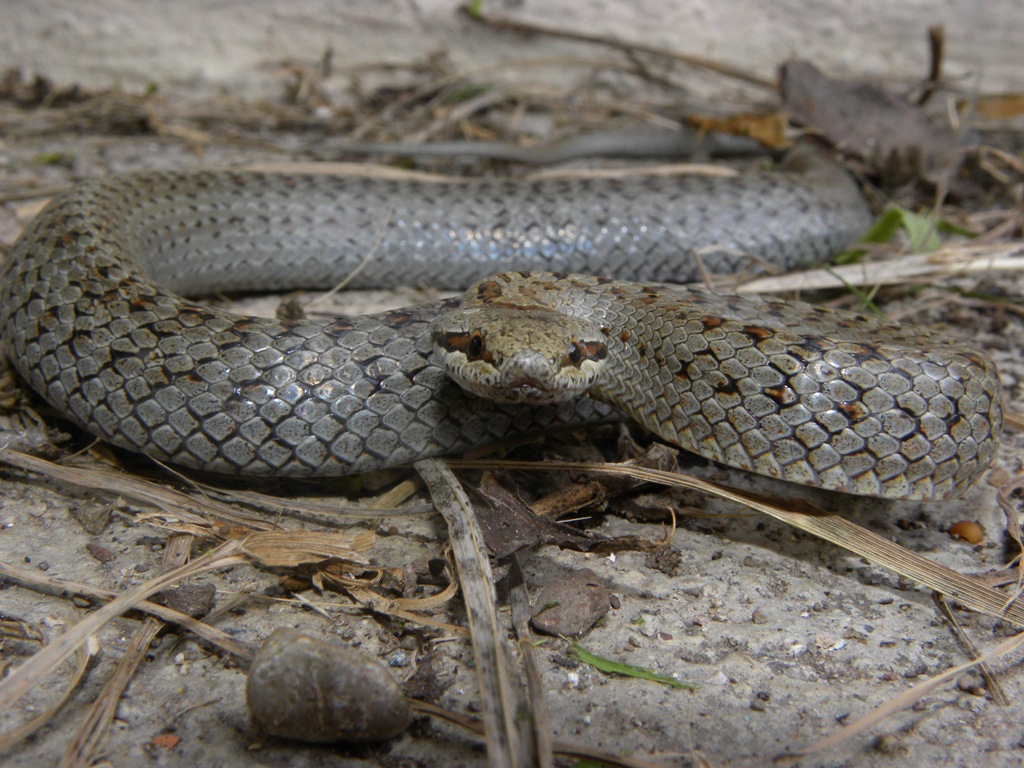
[447,458,1024,628]
[736,242,1024,294]
[0,448,279,532]
[0,561,252,659]
[239,529,375,568]
[60,535,194,767]
[0,540,247,712]
[785,630,1024,757]
[415,459,535,768]
[0,610,90,753]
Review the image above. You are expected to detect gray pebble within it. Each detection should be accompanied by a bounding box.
[246,628,412,743]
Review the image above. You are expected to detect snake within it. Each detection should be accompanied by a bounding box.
[0,150,1003,501]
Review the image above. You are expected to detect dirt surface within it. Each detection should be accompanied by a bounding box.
[1,73,1024,768]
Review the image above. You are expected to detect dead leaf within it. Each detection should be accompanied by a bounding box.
[685,111,791,149]
[150,732,181,750]
[779,58,957,182]
[473,472,665,558]
[973,93,1024,121]
[240,530,375,568]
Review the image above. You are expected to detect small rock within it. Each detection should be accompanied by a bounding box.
[402,653,451,702]
[644,547,681,576]
[948,520,984,544]
[388,651,409,668]
[152,582,216,618]
[85,542,115,563]
[872,734,908,756]
[70,503,111,535]
[247,628,412,744]
[956,673,986,696]
[904,661,928,679]
[530,568,611,637]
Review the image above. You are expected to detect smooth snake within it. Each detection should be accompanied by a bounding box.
[0,150,1003,500]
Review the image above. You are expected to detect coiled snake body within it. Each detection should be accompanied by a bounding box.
[0,152,1002,500]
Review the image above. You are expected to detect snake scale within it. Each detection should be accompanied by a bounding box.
[0,151,1003,500]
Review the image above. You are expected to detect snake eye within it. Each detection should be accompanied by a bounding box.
[566,341,583,366]
[563,340,607,368]
[467,331,485,360]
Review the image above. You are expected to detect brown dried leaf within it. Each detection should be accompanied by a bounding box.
[530,479,606,519]
[973,93,1024,121]
[240,530,375,568]
[779,58,956,181]
[685,111,791,149]
[0,616,45,644]
[473,472,665,558]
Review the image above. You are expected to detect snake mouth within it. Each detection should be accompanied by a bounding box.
[501,376,564,405]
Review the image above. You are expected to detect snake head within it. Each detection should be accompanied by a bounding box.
[431,306,607,405]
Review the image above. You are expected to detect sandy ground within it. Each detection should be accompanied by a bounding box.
[1,80,1023,768]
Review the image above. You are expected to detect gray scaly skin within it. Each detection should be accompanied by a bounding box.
[1,151,999,498]
[435,273,1001,501]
